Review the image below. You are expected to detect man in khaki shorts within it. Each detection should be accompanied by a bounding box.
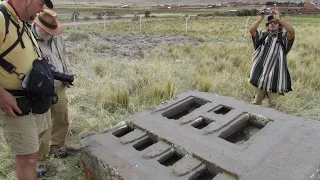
[0,0,54,179]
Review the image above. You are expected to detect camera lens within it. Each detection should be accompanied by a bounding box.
[52,70,74,83]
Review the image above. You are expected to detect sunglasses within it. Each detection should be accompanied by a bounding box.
[269,21,279,25]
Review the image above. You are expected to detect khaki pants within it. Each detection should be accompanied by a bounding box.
[252,88,279,108]
[38,84,69,164]
[0,111,51,156]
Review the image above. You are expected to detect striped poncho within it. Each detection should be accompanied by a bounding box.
[249,30,295,93]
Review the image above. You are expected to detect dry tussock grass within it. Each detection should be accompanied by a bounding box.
[1,16,320,179]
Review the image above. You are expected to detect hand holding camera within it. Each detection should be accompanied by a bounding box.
[259,6,266,16]
[273,10,280,20]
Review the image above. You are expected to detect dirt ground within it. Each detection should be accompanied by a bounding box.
[65,33,248,60]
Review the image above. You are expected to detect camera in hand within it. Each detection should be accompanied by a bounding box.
[261,8,271,15]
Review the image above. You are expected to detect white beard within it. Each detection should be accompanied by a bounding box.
[35,26,52,41]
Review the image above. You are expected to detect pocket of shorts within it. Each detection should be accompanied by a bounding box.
[4,132,23,146]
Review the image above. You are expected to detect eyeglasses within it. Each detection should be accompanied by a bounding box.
[269,21,279,25]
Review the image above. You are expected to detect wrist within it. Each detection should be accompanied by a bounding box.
[0,86,6,97]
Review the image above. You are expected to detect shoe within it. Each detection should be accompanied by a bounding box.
[36,165,47,178]
[51,149,70,158]
[65,144,81,154]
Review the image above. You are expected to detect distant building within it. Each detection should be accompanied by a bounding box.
[304,2,316,9]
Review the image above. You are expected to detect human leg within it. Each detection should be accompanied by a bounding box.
[267,91,279,108]
[50,85,69,157]
[15,153,38,180]
[252,88,265,105]
[0,113,48,180]
[36,127,52,177]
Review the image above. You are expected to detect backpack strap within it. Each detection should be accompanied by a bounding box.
[0,4,10,42]
[0,4,27,79]
[0,23,26,78]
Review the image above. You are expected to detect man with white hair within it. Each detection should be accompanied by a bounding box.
[31,9,74,177]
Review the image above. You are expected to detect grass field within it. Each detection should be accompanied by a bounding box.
[0,8,319,180]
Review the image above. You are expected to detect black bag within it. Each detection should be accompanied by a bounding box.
[21,59,57,114]
[15,97,31,116]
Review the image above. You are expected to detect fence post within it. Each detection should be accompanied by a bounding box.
[244,16,250,37]
[73,12,79,30]
[185,15,191,34]
[139,14,143,32]
[103,13,108,32]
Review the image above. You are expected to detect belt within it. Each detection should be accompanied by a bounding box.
[6,89,29,96]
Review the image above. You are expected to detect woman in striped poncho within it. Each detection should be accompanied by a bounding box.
[248,7,295,108]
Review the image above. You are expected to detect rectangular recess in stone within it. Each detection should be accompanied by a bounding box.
[112,125,134,138]
[212,173,238,180]
[219,113,271,145]
[143,141,171,159]
[172,156,202,177]
[188,166,218,180]
[119,129,146,145]
[133,136,158,151]
[158,150,184,167]
[191,116,214,129]
[210,105,233,115]
[162,97,209,120]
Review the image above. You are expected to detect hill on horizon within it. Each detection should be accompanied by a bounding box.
[56,0,310,5]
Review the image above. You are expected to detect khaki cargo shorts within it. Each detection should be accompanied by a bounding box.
[0,111,51,156]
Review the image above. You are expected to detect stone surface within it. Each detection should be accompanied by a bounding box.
[81,91,320,180]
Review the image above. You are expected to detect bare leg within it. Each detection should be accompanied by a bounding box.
[15,153,38,180]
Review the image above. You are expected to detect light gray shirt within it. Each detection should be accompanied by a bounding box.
[38,39,64,86]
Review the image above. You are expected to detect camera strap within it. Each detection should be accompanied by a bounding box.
[0,21,26,79]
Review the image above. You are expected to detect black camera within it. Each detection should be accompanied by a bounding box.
[51,68,74,85]
[41,56,75,85]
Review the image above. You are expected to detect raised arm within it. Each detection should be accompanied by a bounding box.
[249,6,265,38]
[273,10,295,40]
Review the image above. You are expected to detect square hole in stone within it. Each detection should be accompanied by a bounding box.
[112,125,134,138]
[189,167,218,180]
[219,113,270,145]
[158,151,183,167]
[191,117,214,129]
[211,105,233,115]
[162,97,209,120]
[133,136,158,151]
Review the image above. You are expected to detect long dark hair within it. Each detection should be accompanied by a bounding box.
[265,22,283,33]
